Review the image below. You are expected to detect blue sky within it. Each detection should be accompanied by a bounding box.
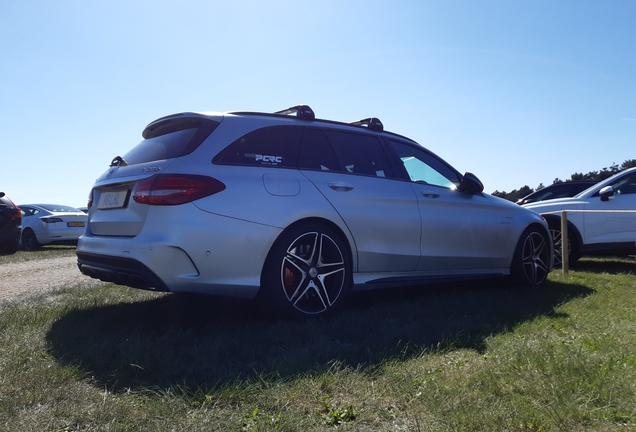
[1,0,634,207]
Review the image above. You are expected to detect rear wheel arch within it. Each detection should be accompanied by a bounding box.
[259,217,354,318]
[21,228,41,251]
[267,217,355,271]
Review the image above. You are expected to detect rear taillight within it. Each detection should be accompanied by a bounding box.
[5,198,20,218]
[42,217,64,223]
[87,189,94,209]
[7,209,21,219]
[132,174,226,205]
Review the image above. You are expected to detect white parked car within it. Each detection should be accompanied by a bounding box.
[523,167,636,265]
[19,204,87,250]
[76,105,553,318]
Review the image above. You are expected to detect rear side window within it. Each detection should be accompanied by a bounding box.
[214,126,303,168]
[123,118,219,165]
[21,207,38,216]
[0,197,17,210]
[325,130,394,178]
[298,128,341,171]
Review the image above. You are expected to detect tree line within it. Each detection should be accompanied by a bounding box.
[491,159,636,202]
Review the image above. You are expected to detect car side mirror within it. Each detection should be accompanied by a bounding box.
[599,185,614,202]
[460,172,484,194]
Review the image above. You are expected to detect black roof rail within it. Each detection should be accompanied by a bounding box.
[274,104,315,120]
[349,117,383,132]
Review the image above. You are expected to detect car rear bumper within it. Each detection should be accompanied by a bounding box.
[0,228,21,244]
[36,230,85,245]
[76,211,283,299]
[77,251,170,291]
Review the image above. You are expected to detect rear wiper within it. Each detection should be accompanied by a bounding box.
[110,156,128,167]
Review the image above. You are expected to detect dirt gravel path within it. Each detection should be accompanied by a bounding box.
[0,256,106,301]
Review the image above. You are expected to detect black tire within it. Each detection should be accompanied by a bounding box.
[21,229,40,251]
[261,223,352,318]
[0,241,18,255]
[548,221,580,267]
[511,226,551,286]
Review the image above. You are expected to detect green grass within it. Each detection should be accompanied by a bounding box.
[0,245,77,263]
[1,256,636,431]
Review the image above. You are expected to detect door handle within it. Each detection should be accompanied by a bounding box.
[328,182,354,192]
[422,192,440,198]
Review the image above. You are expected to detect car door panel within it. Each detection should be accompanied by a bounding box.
[387,140,502,272]
[584,194,636,245]
[412,184,502,271]
[301,171,421,272]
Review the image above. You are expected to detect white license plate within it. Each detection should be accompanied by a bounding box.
[97,190,128,209]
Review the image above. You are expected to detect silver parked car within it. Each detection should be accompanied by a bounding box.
[77,105,553,317]
[20,204,87,250]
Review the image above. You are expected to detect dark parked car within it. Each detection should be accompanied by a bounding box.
[0,192,22,255]
[516,181,597,205]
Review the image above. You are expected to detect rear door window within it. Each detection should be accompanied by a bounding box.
[299,128,395,178]
[298,128,341,171]
[214,126,303,168]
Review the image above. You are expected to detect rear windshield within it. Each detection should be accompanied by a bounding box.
[123,118,219,165]
[0,196,17,209]
[39,205,82,212]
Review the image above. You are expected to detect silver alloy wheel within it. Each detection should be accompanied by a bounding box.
[549,227,570,267]
[279,231,346,315]
[520,231,550,284]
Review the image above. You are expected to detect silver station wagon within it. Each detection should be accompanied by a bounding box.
[77,105,553,318]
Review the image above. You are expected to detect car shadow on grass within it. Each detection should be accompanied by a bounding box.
[569,256,636,275]
[46,278,593,393]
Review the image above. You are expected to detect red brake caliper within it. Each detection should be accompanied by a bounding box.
[284,266,295,288]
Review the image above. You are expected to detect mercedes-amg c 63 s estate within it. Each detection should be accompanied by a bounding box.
[77,105,553,318]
